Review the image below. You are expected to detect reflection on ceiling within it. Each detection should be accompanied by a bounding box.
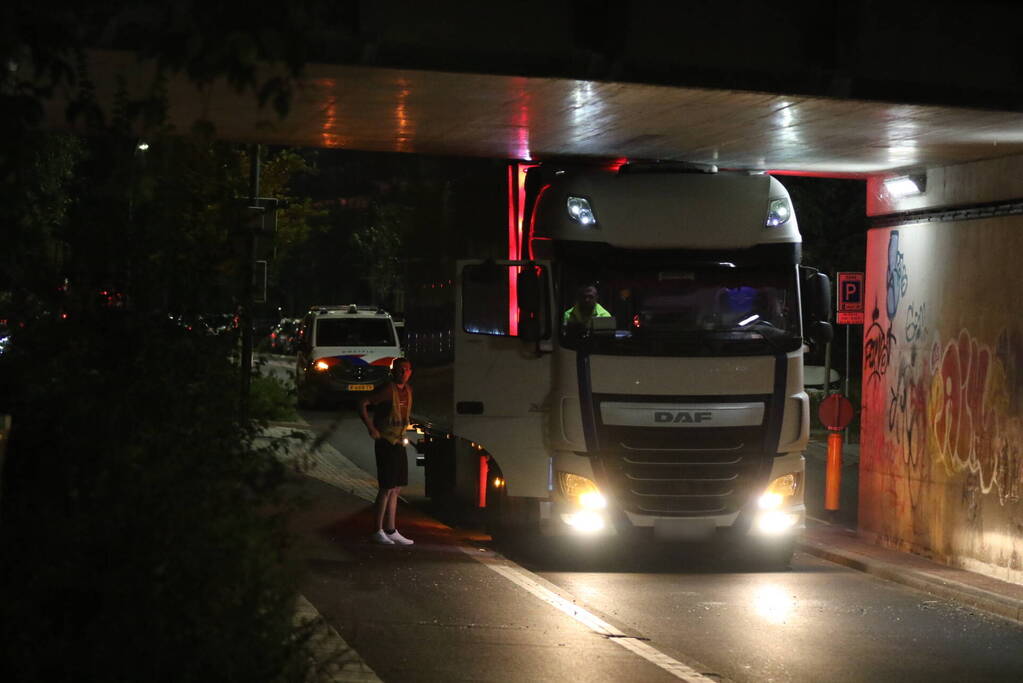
[49,50,1023,177]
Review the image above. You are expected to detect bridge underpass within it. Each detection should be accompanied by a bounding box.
[43,8,1023,584]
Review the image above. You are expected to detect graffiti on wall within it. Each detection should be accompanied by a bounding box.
[886,304,930,492]
[865,232,903,385]
[930,329,1023,505]
[864,229,1023,512]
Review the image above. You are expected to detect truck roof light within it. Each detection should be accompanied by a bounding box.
[567,196,597,226]
[766,198,792,227]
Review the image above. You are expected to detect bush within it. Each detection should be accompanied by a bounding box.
[0,312,317,682]
[250,371,298,423]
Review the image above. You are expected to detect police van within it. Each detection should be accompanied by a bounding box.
[295,304,403,408]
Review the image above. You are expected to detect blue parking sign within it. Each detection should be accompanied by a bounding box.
[837,272,864,324]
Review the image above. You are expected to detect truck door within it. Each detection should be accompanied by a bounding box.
[455,260,553,499]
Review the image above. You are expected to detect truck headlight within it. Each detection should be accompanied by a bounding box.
[558,472,607,510]
[765,198,792,227]
[566,196,597,226]
[753,474,801,535]
[757,473,799,510]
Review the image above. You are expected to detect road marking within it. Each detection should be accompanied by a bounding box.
[266,424,727,683]
[466,548,726,682]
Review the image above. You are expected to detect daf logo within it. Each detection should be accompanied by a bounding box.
[654,410,713,424]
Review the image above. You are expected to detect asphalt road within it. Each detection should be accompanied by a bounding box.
[261,356,1023,682]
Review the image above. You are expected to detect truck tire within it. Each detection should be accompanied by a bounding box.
[485,475,540,547]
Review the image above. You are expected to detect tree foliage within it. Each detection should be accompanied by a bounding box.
[0,314,317,681]
[351,220,403,306]
[2,1,329,132]
[0,4,334,680]
[778,176,867,277]
[0,132,84,315]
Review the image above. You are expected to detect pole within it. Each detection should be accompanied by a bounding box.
[844,325,851,397]
[822,339,833,397]
[240,144,261,418]
[825,430,843,511]
[0,414,10,517]
[844,324,852,444]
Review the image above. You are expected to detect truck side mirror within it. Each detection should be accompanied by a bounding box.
[808,320,833,345]
[800,267,833,345]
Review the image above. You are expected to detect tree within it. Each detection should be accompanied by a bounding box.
[0,4,338,680]
[351,220,403,307]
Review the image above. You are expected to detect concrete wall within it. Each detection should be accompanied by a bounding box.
[860,158,1023,584]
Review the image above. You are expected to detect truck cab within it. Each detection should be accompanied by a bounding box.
[424,163,831,563]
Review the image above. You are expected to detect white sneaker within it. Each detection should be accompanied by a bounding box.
[387,530,414,545]
[371,529,395,545]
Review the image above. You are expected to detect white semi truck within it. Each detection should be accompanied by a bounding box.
[416,162,831,564]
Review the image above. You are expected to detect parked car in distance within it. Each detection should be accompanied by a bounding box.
[269,318,301,354]
[201,313,237,336]
[170,313,211,335]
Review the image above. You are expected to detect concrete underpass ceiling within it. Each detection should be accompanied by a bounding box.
[57,50,1023,177]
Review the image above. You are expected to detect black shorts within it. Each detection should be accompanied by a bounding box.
[374,439,408,489]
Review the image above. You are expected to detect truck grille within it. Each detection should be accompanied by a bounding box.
[594,399,772,517]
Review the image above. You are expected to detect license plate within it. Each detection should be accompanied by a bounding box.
[347,384,374,391]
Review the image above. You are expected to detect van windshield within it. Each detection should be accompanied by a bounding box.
[316,318,395,347]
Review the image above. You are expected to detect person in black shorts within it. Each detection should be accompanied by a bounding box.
[358,357,414,545]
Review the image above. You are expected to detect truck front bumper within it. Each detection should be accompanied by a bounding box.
[539,500,805,542]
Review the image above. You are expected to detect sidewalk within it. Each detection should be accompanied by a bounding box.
[799,437,1023,624]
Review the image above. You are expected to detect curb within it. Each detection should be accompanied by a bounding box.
[797,537,1023,624]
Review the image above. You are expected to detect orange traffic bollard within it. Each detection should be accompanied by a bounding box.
[825,430,843,511]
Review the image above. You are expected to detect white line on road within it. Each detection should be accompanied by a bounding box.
[464,548,727,682]
[266,423,727,683]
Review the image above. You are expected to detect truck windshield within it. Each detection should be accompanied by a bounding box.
[560,262,801,356]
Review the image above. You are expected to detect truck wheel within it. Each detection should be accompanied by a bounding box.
[485,478,540,547]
